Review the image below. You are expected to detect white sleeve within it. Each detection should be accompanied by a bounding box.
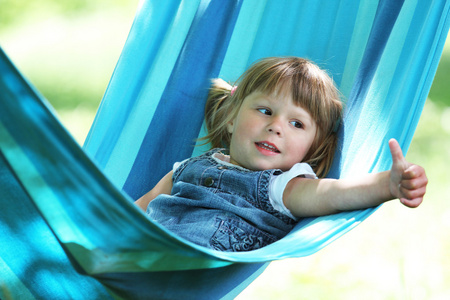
[269,163,317,220]
[172,158,189,172]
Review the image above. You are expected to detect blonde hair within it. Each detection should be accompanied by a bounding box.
[203,57,343,178]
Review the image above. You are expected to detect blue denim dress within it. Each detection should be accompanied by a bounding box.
[147,149,297,252]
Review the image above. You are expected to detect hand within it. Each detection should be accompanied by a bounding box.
[388,139,428,208]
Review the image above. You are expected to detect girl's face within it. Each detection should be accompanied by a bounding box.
[227,90,317,171]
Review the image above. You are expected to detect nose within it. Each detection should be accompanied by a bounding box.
[267,119,282,136]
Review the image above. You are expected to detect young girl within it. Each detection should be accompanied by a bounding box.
[136,57,428,252]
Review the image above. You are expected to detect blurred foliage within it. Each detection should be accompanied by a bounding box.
[1,0,138,110]
[407,100,450,189]
[0,0,131,28]
[428,50,450,106]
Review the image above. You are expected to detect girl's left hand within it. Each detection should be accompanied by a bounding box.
[388,139,428,208]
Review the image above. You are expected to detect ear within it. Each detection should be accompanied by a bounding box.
[227,118,234,134]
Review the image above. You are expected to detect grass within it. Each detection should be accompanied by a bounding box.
[1,4,449,299]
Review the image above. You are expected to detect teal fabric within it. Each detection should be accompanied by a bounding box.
[1,0,449,299]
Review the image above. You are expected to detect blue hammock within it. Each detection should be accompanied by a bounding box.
[1,0,449,299]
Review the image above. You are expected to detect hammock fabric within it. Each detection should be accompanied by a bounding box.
[1,0,449,299]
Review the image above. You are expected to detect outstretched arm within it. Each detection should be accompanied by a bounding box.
[283,139,428,218]
[135,170,173,211]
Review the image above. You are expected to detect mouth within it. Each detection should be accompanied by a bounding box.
[255,142,281,154]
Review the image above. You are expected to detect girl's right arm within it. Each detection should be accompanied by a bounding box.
[135,170,173,211]
[283,139,427,218]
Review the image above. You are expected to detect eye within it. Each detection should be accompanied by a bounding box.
[257,108,272,115]
[290,120,304,129]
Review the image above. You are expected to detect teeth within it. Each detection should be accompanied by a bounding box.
[260,142,278,152]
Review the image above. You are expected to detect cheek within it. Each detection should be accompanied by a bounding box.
[301,136,317,160]
[291,135,315,159]
[235,116,257,135]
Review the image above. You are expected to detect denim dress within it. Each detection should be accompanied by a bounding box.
[147,149,297,252]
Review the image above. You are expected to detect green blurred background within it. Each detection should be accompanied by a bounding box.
[1,1,449,299]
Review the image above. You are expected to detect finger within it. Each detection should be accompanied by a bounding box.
[400,175,428,190]
[399,185,427,200]
[389,138,406,164]
[400,196,423,208]
[402,165,426,180]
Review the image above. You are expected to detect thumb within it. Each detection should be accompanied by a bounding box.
[389,138,405,165]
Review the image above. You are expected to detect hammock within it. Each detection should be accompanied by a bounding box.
[1,0,449,299]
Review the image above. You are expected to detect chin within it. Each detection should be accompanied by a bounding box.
[248,162,279,171]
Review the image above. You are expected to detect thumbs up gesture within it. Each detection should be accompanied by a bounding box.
[388,139,428,208]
